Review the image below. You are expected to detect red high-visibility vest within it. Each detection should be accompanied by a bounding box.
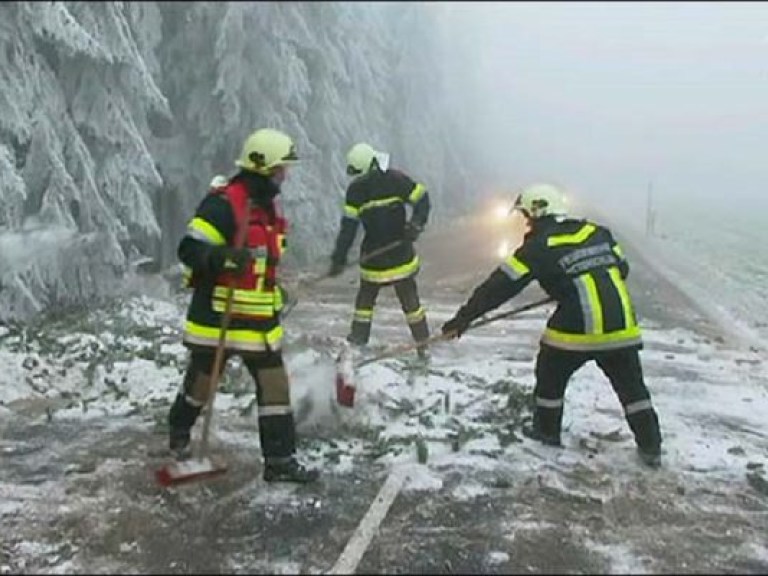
[209,182,287,320]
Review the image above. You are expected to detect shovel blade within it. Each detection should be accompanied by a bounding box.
[335,343,356,408]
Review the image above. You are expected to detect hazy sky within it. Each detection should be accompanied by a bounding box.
[436,1,768,221]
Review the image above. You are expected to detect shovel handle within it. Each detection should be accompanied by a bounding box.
[198,285,234,455]
[300,239,405,289]
[198,200,251,456]
[354,239,406,267]
[283,239,406,320]
[354,296,554,369]
[460,296,554,332]
[354,332,453,369]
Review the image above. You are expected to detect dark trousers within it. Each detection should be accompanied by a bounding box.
[348,276,430,346]
[532,344,662,453]
[168,348,296,460]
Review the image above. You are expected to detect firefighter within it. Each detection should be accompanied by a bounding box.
[441,183,663,468]
[167,128,318,483]
[328,143,432,359]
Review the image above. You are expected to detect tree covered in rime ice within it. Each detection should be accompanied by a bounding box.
[0,1,475,322]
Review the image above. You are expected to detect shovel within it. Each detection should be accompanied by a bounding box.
[334,296,554,407]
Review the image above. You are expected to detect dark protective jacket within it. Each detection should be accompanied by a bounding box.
[178,171,287,352]
[454,215,642,351]
[331,167,430,284]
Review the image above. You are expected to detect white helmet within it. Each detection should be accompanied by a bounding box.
[346,143,377,175]
[209,175,228,189]
[346,142,389,175]
[513,183,568,219]
[235,128,299,174]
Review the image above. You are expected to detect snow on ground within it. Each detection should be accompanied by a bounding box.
[1,222,767,573]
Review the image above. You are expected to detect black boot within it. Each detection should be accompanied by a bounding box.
[263,457,319,484]
[410,317,430,364]
[521,423,563,447]
[168,393,202,460]
[626,408,663,468]
[637,446,661,469]
[346,333,368,348]
[347,318,371,348]
[169,428,192,460]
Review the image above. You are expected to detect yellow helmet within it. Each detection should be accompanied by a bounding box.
[346,142,378,176]
[513,183,568,219]
[235,128,299,174]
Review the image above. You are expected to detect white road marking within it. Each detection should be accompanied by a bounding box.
[328,468,408,575]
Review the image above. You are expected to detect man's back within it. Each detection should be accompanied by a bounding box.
[344,169,419,270]
[348,170,411,235]
[517,216,641,348]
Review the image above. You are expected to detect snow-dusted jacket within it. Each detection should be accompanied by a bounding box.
[178,171,287,353]
[331,168,430,284]
[454,215,642,352]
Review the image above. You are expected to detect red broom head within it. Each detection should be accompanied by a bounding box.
[154,458,228,487]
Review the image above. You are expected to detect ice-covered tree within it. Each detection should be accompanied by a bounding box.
[0,1,481,322]
[0,2,171,320]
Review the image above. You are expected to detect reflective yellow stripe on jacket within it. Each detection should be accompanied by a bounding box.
[187,217,226,246]
[212,286,281,317]
[547,224,596,247]
[501,255,531,281]
[541,325,642,351]
[358,196,403,215]
[181,216,226,289]
[183,321,284,352]
[408,183,427,204]
[544,262,641,351]
[344,204,360,219]
[360,256,420,284]
[543,222,641,351]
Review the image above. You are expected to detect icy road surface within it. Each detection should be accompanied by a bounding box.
[1,216,767,574]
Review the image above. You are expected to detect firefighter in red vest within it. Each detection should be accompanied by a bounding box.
[167,128,318,484]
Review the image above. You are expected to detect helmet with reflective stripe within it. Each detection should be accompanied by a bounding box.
[514,183,568,219]
[346,142,379,176]
[235,128,299,174]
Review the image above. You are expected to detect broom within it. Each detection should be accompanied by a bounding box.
[335,296,555,407]
[155,201,251,487]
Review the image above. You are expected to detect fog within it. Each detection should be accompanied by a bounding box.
[435,2,768,226]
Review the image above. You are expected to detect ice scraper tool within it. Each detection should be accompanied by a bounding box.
[334,296,554,408]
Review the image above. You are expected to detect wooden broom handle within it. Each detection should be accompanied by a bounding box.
[199,198,251,455]
[354,296,554,369]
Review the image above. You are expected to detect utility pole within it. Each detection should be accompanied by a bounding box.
[645,180,655,237]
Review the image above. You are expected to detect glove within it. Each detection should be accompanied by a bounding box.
[441,314,472,339]
[207,246,251,276]
[404,221,423,242]
[328,260,346,277]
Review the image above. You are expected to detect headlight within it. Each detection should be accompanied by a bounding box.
[497,240,510,259]
[493,203,510,221]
